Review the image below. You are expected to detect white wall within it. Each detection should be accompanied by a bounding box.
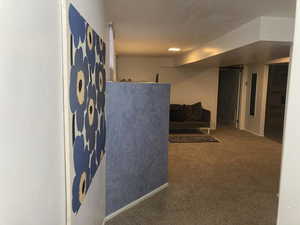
[241,63,269,136]
[0,1,65,225]
[277,0,300,224]
[68,0,107,225]
[117,56,219,129]
[0,0,108,224]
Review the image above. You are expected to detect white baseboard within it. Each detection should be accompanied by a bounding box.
[104,183,169,223]
[243,128,264,137]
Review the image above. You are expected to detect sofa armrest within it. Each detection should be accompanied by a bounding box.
[202,109,211,125]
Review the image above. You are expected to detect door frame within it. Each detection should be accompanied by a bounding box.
[217,66,243,128]
[235,68,243,128]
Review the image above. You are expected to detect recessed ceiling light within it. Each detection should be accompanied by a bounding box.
[168,48,181,52]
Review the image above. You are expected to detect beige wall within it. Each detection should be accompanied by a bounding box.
[117,56,219,129]
[241,64,269,136]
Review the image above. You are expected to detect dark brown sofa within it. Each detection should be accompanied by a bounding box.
[170,102,211,133]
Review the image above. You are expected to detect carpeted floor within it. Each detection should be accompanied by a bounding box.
[169,133,220,143]
[106,128,282,225]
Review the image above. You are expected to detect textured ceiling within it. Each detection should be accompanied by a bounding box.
[105,0,296,56]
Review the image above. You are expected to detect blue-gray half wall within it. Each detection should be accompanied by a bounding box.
[105,82,170,215]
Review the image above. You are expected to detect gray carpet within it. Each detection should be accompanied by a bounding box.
[106,128,282,225]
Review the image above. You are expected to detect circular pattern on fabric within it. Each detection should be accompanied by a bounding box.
[87,25,94,50]
[79,172,87,204]
[76,70,86,105]
[69,4,106,215]
[88,98,95,126]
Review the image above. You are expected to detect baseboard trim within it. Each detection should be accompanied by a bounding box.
[243,128,264,137]
[104,183,169,223]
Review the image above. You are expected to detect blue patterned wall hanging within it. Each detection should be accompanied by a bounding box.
[68,4,106,215]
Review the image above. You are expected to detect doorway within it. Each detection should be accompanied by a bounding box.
[217,66,242,128]
[264,63,289,142]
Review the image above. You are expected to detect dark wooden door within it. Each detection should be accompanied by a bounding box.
[265,64,289,142]
[217,68,241,127]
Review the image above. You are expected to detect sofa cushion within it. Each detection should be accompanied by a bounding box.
[175,110,186,122]
[184,105,193,120]
[169,109,176,121]
[170,104,186,121]
[170,104,180,121]
[185,102,203,121]
[170,103,205,122]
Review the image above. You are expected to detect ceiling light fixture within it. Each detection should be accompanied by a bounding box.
[168,48,181,52]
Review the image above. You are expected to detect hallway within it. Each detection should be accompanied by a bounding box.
[106,128,282,225]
